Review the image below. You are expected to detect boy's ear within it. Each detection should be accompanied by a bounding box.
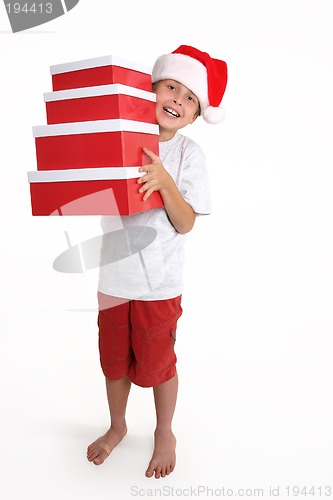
[189,113,199,125]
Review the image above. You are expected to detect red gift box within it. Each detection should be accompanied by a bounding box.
[51,55,152,92]
[28,54,163,217]
[28,167,164,216]
[33,119,159,170]
[44,84,157,125]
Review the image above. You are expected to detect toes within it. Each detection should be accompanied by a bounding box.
[87,442,109,465]
[146,460,175,478]
[87,447,98,462]
[93,449,109,466]
[146,459,156,478]
[145,465,154,478]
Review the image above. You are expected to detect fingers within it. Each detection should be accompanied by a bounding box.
[137,166,158,201]
[143,146,160,163]
[137,148,165,201]
[139,163,156,174]
[139,161,159,174]
[137,173,157,200]
[139,148,162,173]
[138,178,155,200]
[137,172,150,185]
[142,187,154,202]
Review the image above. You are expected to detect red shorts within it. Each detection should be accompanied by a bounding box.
[97,293,182,387]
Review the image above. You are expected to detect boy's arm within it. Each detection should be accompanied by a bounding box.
[138,147,196,234]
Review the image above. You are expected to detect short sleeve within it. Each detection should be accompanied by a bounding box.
[179,141,211,215]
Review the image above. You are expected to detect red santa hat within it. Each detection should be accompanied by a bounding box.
[152,45,228,124]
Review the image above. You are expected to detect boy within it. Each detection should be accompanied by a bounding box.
[87,45,228,478]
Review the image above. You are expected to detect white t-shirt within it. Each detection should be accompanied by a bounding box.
[98,132,211,301]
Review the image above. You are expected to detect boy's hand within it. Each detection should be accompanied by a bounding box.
[138,148,195,233]
[137,147,173,201]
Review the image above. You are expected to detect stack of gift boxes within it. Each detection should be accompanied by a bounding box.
[28,55,164,216]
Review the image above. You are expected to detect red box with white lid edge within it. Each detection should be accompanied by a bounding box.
[44,84,157,125]
[51,55,153,92]
[33,119,159,171]
[28,167,164,216]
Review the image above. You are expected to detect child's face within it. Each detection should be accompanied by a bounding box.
[153,79,199,139]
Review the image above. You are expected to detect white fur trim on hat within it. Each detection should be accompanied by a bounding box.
[152,53,209,110]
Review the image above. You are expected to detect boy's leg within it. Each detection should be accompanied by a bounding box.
[88,294,132,465]
[145,372,178,479]
[128,296,182,478]
[87,376,131,465]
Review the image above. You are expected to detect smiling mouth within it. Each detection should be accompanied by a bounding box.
[163,107,180,118]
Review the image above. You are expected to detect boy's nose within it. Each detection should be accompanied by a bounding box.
[173,98,182,106]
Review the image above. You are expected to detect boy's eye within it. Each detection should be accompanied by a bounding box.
[187,95,197,104]
[168,85,176,90]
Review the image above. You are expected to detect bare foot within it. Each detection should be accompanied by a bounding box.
[87,424,127,465]
[145,429,176,478]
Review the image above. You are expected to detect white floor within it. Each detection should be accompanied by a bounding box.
[1,277,332,499]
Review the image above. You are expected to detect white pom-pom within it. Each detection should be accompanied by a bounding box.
[202,106,226,124]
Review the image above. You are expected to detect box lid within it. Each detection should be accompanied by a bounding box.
[28,167,144,183]
[50,55,152,76]
[33,119,159,138]
[44,83,156,103]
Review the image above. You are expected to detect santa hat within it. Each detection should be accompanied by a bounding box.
[152,45,228,124]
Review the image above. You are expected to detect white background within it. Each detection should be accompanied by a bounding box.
[1,0,333,498]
